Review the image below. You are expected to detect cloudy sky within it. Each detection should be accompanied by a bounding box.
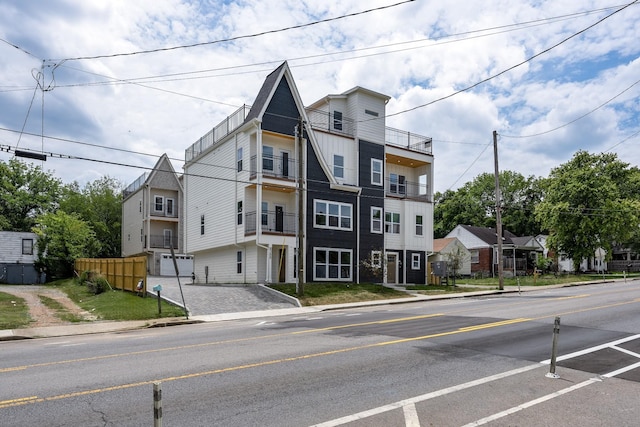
[1,0,638,194]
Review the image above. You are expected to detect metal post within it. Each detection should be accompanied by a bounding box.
[153,382,162,427]
[493,131,504,290]
[546,316,561,378]
[157,290,162,315]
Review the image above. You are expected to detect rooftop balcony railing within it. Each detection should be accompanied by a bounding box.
[306,108,355,137]
[385,127,432,155]
[122,172,148,198]
[185,105,251,162]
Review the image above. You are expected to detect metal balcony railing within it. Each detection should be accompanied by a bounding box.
[185,105,251,162]
[148,234,179,249]
[244,211,297,235]
[249,155,297,181]
[385,177,431,201]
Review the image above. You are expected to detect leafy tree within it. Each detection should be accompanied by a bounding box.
[0,159,62,231]
[535,151,640,272]
[33,211,100,280]
[59,176,122,257]
[434,171,542,238]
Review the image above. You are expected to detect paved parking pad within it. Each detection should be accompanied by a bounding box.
[145,276,298,316]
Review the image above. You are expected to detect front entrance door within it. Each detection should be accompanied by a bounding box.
[275,206,284,232]
[387,253,397,284]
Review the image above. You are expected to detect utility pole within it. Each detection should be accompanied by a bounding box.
[296,117,305,297]
[493,130,504,290]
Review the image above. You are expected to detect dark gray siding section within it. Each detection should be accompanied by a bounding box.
[262,78,299,137]
[358,139,385,283]
[405,250,426,284]
[305,139,358,283]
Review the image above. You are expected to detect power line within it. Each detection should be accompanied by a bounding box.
[54,1,415,62]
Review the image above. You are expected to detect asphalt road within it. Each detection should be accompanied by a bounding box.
[2,280,640,426]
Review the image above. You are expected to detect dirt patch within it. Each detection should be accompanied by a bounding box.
[0,285,96,328]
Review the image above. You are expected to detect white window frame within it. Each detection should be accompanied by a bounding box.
[200,214,205,235]
[371,159,382,186]
[154,195,164,212]
[412,253,421,270]
[334,154,344,179]
[371,250,382,268]
[237,251,243,274]
[263,145,274,172]
[237,200,243,225]
[415,215,423,236]
[385,212,400,234]
[313,247,352,281]
[371,206,382,233]
[163,229,173,249]
[470,249,479,264]
[333,110,343,131]
[237,147,243,172]
[314,199,352,231]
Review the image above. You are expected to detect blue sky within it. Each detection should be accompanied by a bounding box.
[1,0,638,193]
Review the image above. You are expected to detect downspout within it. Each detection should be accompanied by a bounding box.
[233,133,247,284]
[254,124,271,283]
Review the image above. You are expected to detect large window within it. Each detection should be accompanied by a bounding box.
[263,145,274,172]
[415,215,423,236]
[334,154,344,179]
[371,159,382,186]
[314,200,352,230]
[314,248,352,281]
[22,239,33,255]
[371,250,382,268]
[371,207,382,233]
[385,212,400,234]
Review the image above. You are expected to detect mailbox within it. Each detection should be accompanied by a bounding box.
[153,285,162,292]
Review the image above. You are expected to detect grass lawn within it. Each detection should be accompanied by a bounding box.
[54,279,186,321]
[269,283,408,306]
[0,292,31,330]
[455,272,638,288]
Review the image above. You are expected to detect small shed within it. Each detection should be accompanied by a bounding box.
[0,231,45,284]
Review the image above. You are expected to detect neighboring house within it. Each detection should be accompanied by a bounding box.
[535,234,607,273]
[0,231,44,284]
[446,225,542,277]
[609,245,640,272]
[428,237,471,284]
[121,154,192,276]
[183,62,433,285]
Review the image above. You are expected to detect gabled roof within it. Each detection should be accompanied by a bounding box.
[244,62,288,124]
[433,237,456,253]
[459,225,516,246]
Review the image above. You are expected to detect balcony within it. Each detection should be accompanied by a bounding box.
[244,210,297,235]
[385,177,431,202]
[385,127,432,155]
[185,105,251,162]
[249,155,297,181]
[148,234,179,249]
[306,108,355,137]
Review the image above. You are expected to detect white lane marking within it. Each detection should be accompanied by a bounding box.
[403,403,420,427]
[540,333,640,364]
[461,378,601,427]
[60,343,86,347]
[610,345,640,359]
[603,360,640,378]
[309,364,540,427]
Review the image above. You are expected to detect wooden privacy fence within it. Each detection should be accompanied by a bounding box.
[75,256,147,292]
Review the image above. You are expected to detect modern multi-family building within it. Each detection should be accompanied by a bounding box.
[183,62,433,285]
[121,154,192,276]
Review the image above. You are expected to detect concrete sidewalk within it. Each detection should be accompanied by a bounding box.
[0,280,618,341]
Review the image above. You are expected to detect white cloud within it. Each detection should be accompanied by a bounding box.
[0,0,639,194]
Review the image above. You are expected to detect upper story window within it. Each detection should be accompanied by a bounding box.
[334,155,344,179]
[154,196,164,212]
[237,251,243,274]
[371,159,382,186]
[333,111,343,131]
[261,202,268,226]
[22,239,33,255]
[200,214,205,235]
[314,200,352,231]
[415,215,423,236]
[389,173,406,196]
[371,207,382,234]
[385,212,400,234]
[237,147,243,172]
[166,198,174,216]
[237,201,243,225]
[263,145,274,172]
